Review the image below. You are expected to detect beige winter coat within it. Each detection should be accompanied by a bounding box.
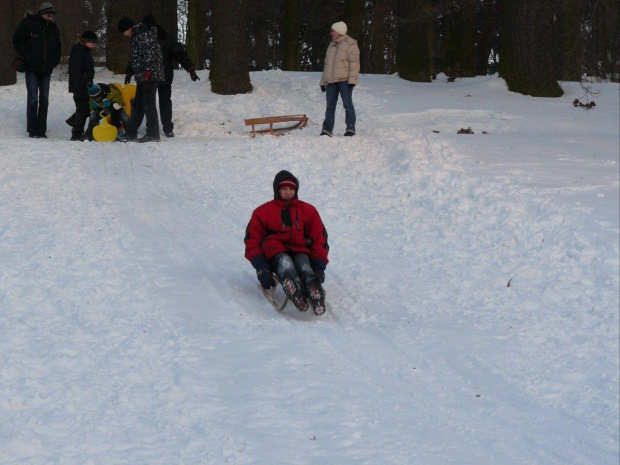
[319,35,360,86]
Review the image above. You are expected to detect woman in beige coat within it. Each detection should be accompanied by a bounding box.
[319,21,360,137]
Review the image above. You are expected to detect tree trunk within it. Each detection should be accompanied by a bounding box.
[443,0,477,77]
[475,0,496,75]
[396,0,431,82]
[344,0,365,70]
[587,0,619,80]
[554,0,583,81]
[498,0,563,97]
[282,0,301,71]
[300,0,340,71]
[247,0,274,70]
[106,0,178,73]
[364,0,394,74]
[187,0,210,70]
[210,0,252,94]
[0,0,17,86]
[156,0,178,43]
[106,1,146,73]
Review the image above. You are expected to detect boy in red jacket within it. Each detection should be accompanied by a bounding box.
[245,170,329,314]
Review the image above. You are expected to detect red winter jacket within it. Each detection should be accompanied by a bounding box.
[244,171,329,264]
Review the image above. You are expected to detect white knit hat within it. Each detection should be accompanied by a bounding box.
[331,21,347,36]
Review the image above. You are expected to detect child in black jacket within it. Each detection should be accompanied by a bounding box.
[66,31,97,141]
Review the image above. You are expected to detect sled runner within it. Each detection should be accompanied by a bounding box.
[245,114,308,138]
[259,274,326,315]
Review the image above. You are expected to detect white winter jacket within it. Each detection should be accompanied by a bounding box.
[319,35,360,86]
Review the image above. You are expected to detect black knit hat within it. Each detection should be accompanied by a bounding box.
[118,17,135,33]
[81,31,98,43]
[38,2,56,15]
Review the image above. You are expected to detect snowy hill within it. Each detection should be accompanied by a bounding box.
[0,70,618,464]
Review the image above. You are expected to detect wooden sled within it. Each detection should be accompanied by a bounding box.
[259,274,327,315]
[245,114,308,138]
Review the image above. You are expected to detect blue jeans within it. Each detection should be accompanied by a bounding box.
[269,253,319,297]
[322,82,356,133]
[25,71,51,136]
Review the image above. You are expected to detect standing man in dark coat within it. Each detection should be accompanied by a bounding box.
[12,2,62,138]
[66,31,97,141]
[118,17,165,143]
[125,15,200,138]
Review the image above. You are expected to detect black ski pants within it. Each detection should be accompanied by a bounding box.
[70,92,90,136]
[126,82,161,139]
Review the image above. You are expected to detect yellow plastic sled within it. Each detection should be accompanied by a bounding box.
[112,83,136,116]
[92,110,118,142]
[92,83,136,141]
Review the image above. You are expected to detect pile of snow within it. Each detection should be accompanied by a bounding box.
[0,69,618,464]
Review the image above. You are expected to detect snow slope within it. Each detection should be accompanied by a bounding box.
[0,69,618,465]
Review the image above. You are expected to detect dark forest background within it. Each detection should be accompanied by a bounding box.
[1,0,618,96]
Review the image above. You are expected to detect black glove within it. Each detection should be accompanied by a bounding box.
[348,83,355,88]
[311,258,327,284]
[124,73,132,84]
[251,256,275,290]
[12,57,26,73]
[188,67,200,82]
[320,85,326,93]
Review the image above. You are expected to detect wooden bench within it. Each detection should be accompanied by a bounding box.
[244,114,308,137]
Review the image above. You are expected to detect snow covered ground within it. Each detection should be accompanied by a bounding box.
[0,69,618,465]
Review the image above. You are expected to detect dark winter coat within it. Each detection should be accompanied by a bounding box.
[244,171,330,264]
[68,44,95,94]
[12,13,61,75]
[126,25,194,84]
[128,22,165,84]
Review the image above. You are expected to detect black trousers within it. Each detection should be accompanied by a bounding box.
[126,82,160,139]
[70,92,90,135]
[158,81,173,133]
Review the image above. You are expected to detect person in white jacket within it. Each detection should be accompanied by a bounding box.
[319,21,360,137]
